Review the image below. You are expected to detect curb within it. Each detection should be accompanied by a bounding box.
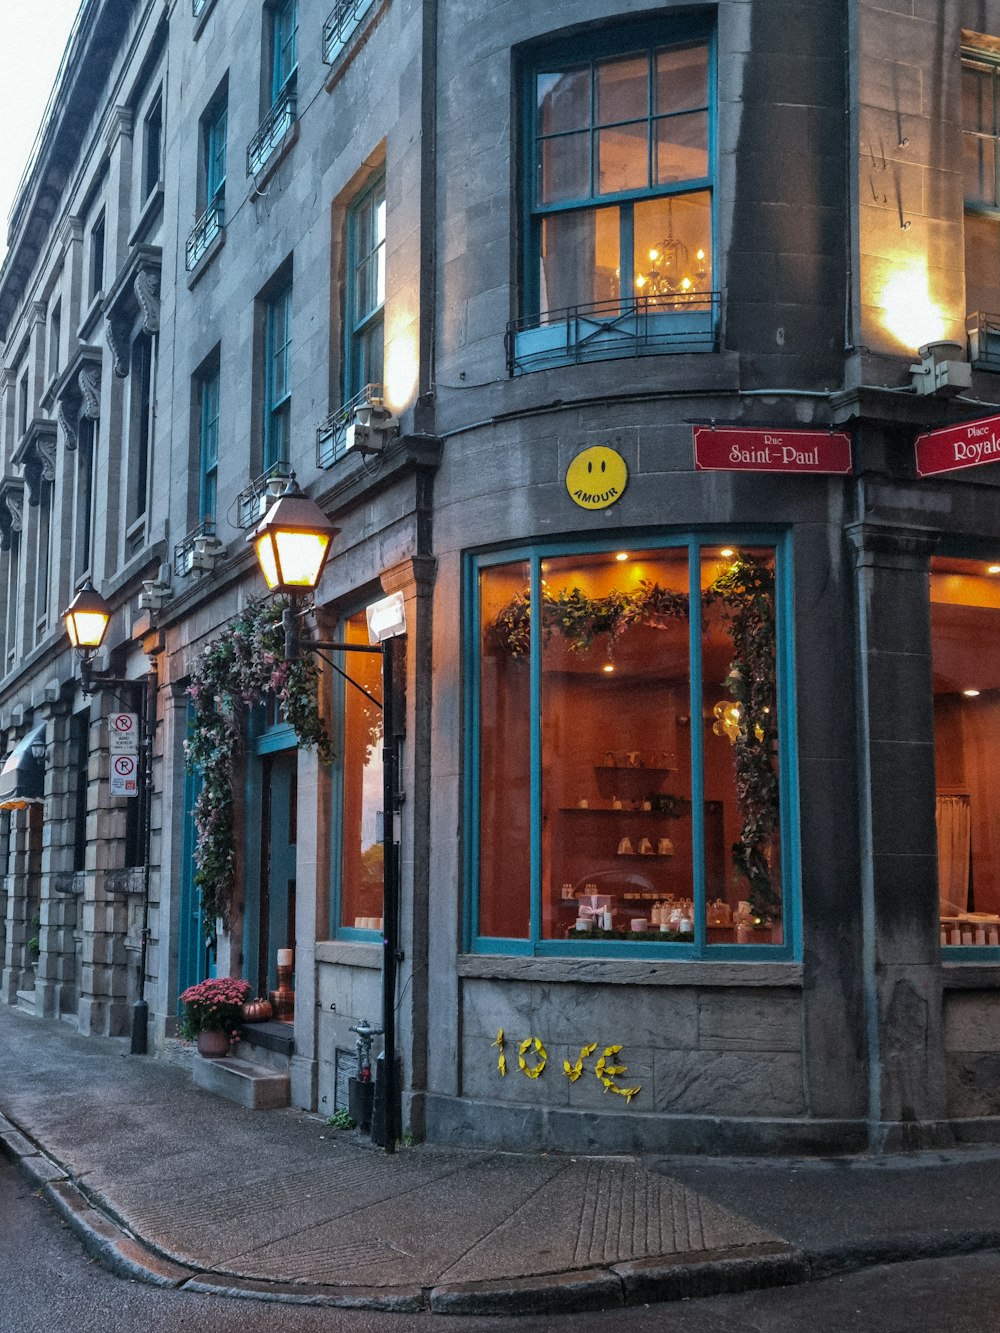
[4,1113,998,1317]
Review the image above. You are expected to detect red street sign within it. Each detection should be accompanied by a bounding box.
[693,426,853,474]
[914,414,1000,477]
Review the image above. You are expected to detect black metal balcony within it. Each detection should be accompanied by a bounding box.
[323,0,375,63]
[174,518,223,578]
[967,311,1000,371]
[234,462,292,531]
[185,197,225,272]
[316,382,385,468]
[246,86,297,177]
[505,291,721,376]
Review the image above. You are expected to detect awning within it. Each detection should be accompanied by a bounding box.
[0,723,46,810]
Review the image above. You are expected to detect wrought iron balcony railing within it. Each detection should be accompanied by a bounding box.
[505,291,721,376]
[323,0,375,64]
[174,518,223,578]
[233,462,292,531]
[246,86,297,177]
[185,197,225,271]
[967,311,1000,371]
[316,382,385,468]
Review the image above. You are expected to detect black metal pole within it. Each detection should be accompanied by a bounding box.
[130,655,157,1055]
[381,635,398,1151]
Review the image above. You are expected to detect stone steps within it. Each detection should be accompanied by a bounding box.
[14,990,36,1016]
[192,1052,290,1110]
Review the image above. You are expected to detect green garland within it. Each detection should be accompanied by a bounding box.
[185,599,333,940]
[488,555,780,921]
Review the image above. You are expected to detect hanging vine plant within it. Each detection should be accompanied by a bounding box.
[185,598,333,939]
[487,554,781,921]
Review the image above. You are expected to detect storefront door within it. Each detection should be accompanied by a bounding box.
[258,749,297,995]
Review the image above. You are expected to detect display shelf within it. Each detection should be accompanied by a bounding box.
[592,764,676,774]
[557,806,674,814]
[615,852,673,859]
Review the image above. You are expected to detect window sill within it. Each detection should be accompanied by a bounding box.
[508,306,719,376]
[316,939,381,968]
[943,960,1000,987]
[457,953,802,988]
[324,0,387,90]
[185,224,226,289]
[77,290,106,343]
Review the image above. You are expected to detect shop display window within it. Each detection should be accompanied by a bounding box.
[471,540,790,955]
[931,556,1000,949]
[335,610,385,934]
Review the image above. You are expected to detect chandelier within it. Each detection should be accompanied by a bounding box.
[634,200,707,299]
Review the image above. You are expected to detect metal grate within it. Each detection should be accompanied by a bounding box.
[185,198,225,271]
[233,462,291,531]
[246,88,297,177]
[316,383,385,468]
[505,291,721,376]
[322,0,375,64]
[174,518,221,578]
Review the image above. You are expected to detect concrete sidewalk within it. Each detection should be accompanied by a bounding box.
[1,1007,999,1317]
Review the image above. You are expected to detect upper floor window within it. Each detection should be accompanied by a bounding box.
[468,539,793,957]
[127,333,155,538]
[271,0,298,104]
[89,213,106,301]
[48,301,61,382]
[205,95,228,213]
[346,176,385,398]
[5,532,20,673]
[963,51,1000,346]
[143,91,164,199]
[33,480,52,644]
[75,416,97,580]
[264,280,292,468]
[199,364,221,522]
[511,22,716,373]
[17,374,28,439]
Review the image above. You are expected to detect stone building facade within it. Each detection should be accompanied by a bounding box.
[2,0,1000,1154]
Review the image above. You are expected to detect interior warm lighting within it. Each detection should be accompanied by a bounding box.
[988,565,1000,575]
[250,475,339,595]
[384,333,419,414]
[615,552,629,562]
[963,688,981,698]
[63,580,111,651]
[720,547,735,558]
[878,264,947,350]
[602,664,615,674]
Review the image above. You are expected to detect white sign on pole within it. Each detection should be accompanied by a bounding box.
[110,753,139,798]
[109,713,139,754]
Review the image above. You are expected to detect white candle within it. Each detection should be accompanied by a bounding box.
[277,948,293,967]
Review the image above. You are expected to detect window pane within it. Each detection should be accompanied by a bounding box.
[537,67,590,135]
[655,110,708,183]
[931,557,1000,944]
[478,561,532,938]
[339,611,385,931]
[596,54,647,124]
[539,206,620,312]
[538,131,590,204]
[656,43,709,114]
[963,64,994,137]
[535,549,691,941]
[964,131,996,207]
[701,547,782,946]
[596,122,648,194]
[633,191,712,301]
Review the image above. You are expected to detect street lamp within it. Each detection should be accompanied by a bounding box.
[61,582,157,1057]
[250,480,405,1151]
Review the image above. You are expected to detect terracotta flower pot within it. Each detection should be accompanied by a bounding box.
[196,1028,231,1058]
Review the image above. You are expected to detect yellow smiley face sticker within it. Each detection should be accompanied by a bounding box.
[565,446,628,510]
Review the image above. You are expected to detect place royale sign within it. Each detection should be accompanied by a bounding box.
[693,426,853,474]
[914,413,1000,477]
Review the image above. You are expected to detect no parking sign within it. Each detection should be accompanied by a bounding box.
[110,754,139,798]
[109,713,138,754]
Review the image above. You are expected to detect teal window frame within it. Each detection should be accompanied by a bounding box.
[271,0,298,104]
[198,365,220,522]
[204,97,228,212]
[345,175,386,399]
[962,49,1000,214]
[463,531,801,961]
[522,18,715,318]
[263,280,292,469]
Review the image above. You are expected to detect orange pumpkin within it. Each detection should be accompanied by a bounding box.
[241,997,273,1023]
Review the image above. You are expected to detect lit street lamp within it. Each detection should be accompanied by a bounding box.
[250,474,405,1150]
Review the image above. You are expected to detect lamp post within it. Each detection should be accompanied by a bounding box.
[250,475,405,1150]
[62,581,157,1056]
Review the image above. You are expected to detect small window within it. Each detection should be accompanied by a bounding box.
[963,52,1000,347]
[346,177,385,399]
[71,711,90,873]
[198,365,221,522]
[5,532,20,672]
[90,213,106,300]
[264,281,292,468]
[271,0,298,104]
[33,479,52,642]
[17,374,28,439]
[204,96,228,212]
[48,301,61,381]
[127,333,155,529]
[75,416,97,579]
[333,609,385,934]
[469,540,791,956]
[143,92,163,199]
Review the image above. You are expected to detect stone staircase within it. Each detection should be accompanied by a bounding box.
[191,1020,293,1110]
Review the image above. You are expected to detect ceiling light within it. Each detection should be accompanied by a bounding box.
[988,565,1000,575]
[602,664,615,674]
[963,688,981,698]
[720,548,735,558]
[615,552,629,562]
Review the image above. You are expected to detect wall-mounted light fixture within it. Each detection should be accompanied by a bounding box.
[909,341,971,397]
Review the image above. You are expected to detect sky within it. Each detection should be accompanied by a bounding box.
[0,1,84,268]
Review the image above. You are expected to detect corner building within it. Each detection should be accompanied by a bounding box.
[3,0,1000,1155]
